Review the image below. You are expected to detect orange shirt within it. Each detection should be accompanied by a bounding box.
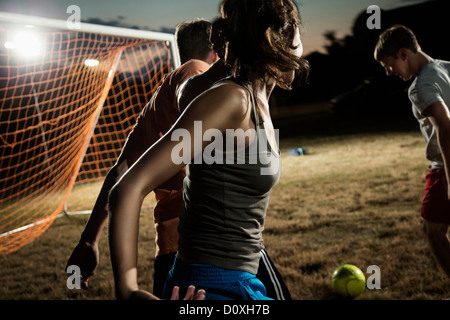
[128,59,210,256]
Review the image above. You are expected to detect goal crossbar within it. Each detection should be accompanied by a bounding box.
[0,11,180,67]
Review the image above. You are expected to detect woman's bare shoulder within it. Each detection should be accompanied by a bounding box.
[204,80,250,110]
[183,80,252,130]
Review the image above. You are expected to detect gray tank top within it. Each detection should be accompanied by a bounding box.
[178,78,281,274]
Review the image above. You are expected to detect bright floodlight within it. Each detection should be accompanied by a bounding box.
[84,59,99,67]
[4,31,43,57]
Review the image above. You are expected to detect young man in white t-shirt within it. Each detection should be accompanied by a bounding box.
[374,24,450,278]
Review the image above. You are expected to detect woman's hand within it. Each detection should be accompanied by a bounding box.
[170,285,206,300]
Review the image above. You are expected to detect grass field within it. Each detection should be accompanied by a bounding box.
[1,108,450,300]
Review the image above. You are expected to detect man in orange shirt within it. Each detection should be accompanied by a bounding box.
[66,18,217,297]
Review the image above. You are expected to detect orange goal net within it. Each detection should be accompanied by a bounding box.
[0,12,178,254]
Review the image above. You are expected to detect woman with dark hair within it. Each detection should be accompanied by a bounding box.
[108,0,309,300]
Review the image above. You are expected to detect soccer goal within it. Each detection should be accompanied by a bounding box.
[0,11,180,254]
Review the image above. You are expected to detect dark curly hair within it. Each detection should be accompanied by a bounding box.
[219,0,309,90]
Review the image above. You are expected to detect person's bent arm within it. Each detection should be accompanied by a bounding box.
[66,138,143,289]
[427,101,450,200]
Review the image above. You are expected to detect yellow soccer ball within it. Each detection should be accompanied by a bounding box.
[331,264,366,298]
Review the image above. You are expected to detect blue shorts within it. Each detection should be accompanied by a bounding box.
[162,257,272,300]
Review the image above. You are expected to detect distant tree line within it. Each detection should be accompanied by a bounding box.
[275,0,450,107]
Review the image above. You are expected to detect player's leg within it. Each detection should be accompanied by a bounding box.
[257,249,292,300]
[421,168,450,278]
[423,221,450,278]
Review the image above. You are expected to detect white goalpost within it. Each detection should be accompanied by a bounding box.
[0,11,180,254]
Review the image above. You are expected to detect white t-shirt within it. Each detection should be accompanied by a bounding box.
[409,59,450,169]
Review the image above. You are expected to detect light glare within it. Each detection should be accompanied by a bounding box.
[4,31,43,57]
[84,59,99,67]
